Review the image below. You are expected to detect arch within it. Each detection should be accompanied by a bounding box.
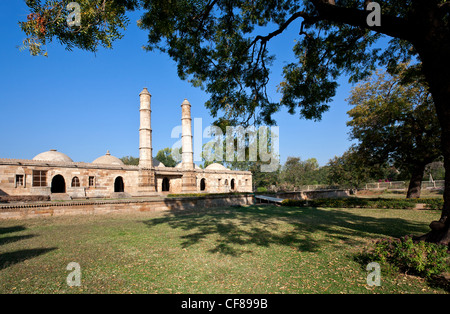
[71,176,80,187]
[162,177,170,192]
[230,179,235,190]
[224,179,228,186]
[114,176,124,192]
[51,175,66,193]
[200,178,206,191]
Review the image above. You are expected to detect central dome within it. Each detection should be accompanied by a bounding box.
[32,149,73,163]
[92,151,124,166]
[205,163,229,171]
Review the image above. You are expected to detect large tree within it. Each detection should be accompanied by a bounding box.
[347,65,442,198]
[19,0,450,246]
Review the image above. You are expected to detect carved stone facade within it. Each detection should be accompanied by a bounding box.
[0,89,252,200]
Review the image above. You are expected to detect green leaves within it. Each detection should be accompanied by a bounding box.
[19,0,138,56]
[20,0,439,126]
[347,64,442,177]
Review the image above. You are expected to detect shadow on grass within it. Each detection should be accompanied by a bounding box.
[0,225,56,270]
[142,205,430,256]
[0,248,57,270]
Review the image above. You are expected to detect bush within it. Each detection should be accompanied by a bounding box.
[422,198,444,210]
[364,236,449,279]
[280,197,416,209]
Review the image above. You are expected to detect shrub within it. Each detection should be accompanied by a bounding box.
[422,198,444,210]
[364,236,449,279]
[280,197,416,209]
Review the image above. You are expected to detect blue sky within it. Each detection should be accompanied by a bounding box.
[0,1,357,167]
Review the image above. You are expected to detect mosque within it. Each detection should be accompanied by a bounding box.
[0,88,252,200]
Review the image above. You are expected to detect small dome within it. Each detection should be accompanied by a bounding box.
[205,163,229,171]
[153,159,165,167]
[33,149,73,163]
[92,151,124,166]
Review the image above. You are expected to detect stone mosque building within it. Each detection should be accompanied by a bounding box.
[0,88,252,200]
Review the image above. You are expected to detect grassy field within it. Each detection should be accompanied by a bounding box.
[0,205,447,294]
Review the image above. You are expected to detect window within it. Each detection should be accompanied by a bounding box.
[71,176,80,187]
[15,174,24,188]
[88,176,95,187]
[32,170,47,187]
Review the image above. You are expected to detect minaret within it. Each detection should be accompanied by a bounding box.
[138,88,156,193]
[181,99,194,170]
[139,88,153,169]
[181,99,197,192]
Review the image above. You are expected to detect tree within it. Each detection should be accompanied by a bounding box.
[347,65,442,198]
[19,0,450,246]
[280,157,320,188]
[326,147,383,189]
[155,147,177,167]
[120,155,139,165]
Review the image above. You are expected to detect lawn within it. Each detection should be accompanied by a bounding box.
[0,205,447,294]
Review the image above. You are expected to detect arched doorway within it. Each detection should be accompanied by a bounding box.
[200,178,206,191]
[51,175,66,193]
[162,177,170,192]
[114,176,124,192]
[231,179,235,191]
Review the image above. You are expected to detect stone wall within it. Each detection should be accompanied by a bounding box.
[0,194,254,219]
[276,189,351,200]
[0,159,253,199]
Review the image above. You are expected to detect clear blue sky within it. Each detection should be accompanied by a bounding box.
[0,1,358,167]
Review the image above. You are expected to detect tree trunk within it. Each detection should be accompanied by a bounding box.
[413,29,450,248]
[406,164,425,199]
[415,78,450,248]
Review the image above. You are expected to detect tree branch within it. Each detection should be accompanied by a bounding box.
[253,11,312,45]
[310,0,416,42]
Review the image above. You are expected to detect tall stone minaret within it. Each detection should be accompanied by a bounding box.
[181,99,194,170]
[181,99,197,192]
[138,88,156,193]
[139,88,153,169]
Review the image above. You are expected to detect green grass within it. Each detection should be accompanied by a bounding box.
[0,205,447,294]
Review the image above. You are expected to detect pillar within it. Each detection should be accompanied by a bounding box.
[181,99,197,192]
[138,88,156,192]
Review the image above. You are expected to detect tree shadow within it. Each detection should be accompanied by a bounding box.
[0,226,26,235]
[142,205,429,256]
[0,248,57,270]
[0,225,56,270]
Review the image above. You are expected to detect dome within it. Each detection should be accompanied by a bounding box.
[153,159,165,167]
[33,149,73,163]
[205,163,229,171]
[92,151,124,166]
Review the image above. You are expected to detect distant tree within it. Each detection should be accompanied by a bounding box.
[347,65,442,198]
[155,148,177,167]
[425,160,445,181]
[280,157,320,187]
[120,155,139,166]
[326,148,373,189]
